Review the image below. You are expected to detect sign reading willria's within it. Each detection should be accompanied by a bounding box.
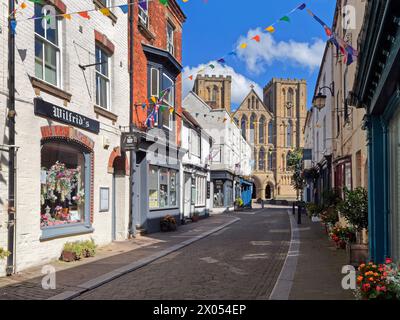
[34,98,100,134]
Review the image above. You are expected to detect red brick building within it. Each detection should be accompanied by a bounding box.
[130,0,185,145]
[128,0,187,234]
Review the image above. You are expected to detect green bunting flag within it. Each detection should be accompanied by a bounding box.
[159,0,169,6]
[280,16,290,22]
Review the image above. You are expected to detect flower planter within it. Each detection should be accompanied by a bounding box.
[191,215,200,223]
[347,243,369,267]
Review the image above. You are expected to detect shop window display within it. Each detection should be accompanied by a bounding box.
[40,142,86,228]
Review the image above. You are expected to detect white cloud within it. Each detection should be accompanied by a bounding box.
[236,28,326,74]
[182,62,263,106]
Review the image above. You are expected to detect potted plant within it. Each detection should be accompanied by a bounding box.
[191,212,200,223]
[338,187,369,266]
[329,226,356,249]
[160,215,178,231]
[356,259,400,300]
[60,239,97,262]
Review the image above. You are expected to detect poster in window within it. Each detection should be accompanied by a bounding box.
[149,190,159,209]
[100,187,109,212]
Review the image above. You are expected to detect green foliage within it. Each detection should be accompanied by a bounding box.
[320,207,339,226]
[287,149,306,192]
[338,187,368,232]
[62,239,97,260]
[0,247,11,260]
[322,188,342,208]
[305,203,324,218]
[303,166,320,183]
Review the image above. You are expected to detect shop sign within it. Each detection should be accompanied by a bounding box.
[121,133,139,152]
[34,98,100,134]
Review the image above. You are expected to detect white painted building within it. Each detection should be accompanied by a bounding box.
[180,110,213,220]
[183,91,252,213]
[0,1,129,276]
[303,42,334,203]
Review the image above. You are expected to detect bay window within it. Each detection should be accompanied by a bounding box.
[95,45,111,110]
[34,3,61,87]
[148,165,178,210]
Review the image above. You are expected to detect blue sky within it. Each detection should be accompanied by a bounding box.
[180,0,337,111]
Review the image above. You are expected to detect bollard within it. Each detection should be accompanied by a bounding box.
[292,202,296,215]
[297,203,302,225]
[261,200,264,209]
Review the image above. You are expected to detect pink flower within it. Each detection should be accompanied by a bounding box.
[386,258,393,264]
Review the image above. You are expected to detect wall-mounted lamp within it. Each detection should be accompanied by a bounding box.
[312,82,335,111]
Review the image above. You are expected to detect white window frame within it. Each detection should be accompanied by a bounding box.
[148,165,179,210]
[167,22,175,55]
[138,0,149,28]
[195,176,206,207]
[150,67,160,98]
[34,5,62,88]
[162,73,174,131]
[95,45,112,110]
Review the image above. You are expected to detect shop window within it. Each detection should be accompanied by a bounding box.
[40,141,89,230]
[148,165,178,210]
[34,3,61,87]
[95,45,111,110]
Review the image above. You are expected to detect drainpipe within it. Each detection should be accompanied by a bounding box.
[6,0,16,276]
[128,0,136,238]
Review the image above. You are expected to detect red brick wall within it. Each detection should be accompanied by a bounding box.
[130,0,185,146]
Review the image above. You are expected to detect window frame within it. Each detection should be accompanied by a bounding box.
[34,4,62,88]
[148,165,179,210]
[95,45,112,110]
[40,140,93,240]
[167,21,175,56]
[138,0,149,28]
[161,73,175,131]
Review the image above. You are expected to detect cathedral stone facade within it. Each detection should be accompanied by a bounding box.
[233,78,307,201]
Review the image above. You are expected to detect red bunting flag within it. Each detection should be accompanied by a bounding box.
[78,11,90,19]
[251,35,261,42]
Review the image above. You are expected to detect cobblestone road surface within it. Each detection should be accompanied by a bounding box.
[77,208,291,300]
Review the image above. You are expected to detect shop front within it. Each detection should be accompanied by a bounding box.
[131,131,186,234]
[182,164,210,220]
[211,171,234,213]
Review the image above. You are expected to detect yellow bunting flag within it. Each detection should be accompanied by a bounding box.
[183,0,189,2]
[99,8,111,16]
[240,43,247,49]
[21,2,27,9]
[169,107,174,115]
[151,96,157,104]
[63,13,72,20]
[265,26,275,33]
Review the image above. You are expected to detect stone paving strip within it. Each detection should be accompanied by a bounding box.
[0,215,239,300]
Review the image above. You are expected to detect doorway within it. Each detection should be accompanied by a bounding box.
[183,173,192,218]
[112,153,127,241]
[252,182,257,199]
[265,184,273,200]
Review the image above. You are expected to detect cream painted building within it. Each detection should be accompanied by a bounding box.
[331,0,368,192]
[233,78,307,201]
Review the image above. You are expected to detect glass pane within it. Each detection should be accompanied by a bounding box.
[35,39,44,79]
[139,0,148,11]
[96,75,109,108]
[46,18,58,45]
[44,44,57,85]
[149,166,158,209]
[95,47,109,76]
[34,4,45,37]
[151,68,159,97]
[162,74,174,106]
[40,142,86,228]
[169,171,177,207]
[159,168,169,208]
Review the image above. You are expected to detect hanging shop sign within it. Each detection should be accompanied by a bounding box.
[34,98,100,134]
[121,132,139,152]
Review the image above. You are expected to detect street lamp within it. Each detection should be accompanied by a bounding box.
[312,82,335,111]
